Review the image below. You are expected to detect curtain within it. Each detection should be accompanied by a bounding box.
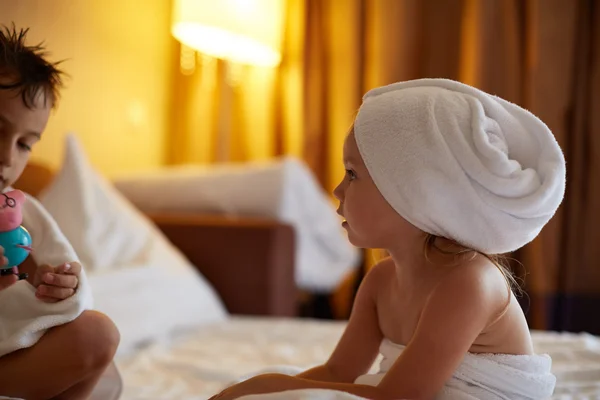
[168,0,600,332]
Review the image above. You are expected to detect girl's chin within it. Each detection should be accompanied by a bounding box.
[342,223,362,247]
[342,224,380,249]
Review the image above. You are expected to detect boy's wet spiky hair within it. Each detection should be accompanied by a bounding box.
[0,23,65,108]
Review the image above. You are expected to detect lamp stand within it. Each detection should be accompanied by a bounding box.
[215,60,233,163]
[216,60,245,163]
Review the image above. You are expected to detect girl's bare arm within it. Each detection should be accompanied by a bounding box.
[298,261,387,383]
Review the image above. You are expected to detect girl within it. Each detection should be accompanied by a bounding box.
[211,79,565,400]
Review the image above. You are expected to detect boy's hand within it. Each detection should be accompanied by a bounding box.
[0,246,17,290]
[0,267,18,290]
[33,262,81,303]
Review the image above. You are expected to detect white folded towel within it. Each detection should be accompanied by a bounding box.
[355,339,556,399]
[0,193,93,358]
[112,157,360,292]
[354,78,566,254]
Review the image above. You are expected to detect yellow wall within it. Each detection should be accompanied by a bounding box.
[0,0,174,177]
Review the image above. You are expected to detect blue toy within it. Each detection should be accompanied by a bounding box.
[0,227,32,271]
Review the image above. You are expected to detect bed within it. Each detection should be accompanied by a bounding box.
[15,135,600,400]
[113,317,600,400]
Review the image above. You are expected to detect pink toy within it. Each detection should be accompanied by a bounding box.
[0,189,32,279]
[0,189,25,231]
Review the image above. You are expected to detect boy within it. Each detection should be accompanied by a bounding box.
[0,25,120,399]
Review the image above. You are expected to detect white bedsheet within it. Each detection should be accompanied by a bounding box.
[114,317,600,400]
[115,317,347,399]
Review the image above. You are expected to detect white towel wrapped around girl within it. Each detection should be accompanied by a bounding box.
[210,79,565,400]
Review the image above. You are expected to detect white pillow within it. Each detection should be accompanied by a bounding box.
[38,133,228,355]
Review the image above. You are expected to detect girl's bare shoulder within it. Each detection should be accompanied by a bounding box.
[433,255,511,320]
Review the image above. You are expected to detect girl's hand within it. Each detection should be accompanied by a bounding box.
[33,262,81,303]
[210,374,289,400]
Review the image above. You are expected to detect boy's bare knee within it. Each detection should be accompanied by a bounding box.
[64,310,120,370]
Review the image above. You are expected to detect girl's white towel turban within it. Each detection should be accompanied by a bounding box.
[354,79,566,254]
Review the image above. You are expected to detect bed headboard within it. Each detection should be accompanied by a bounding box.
[13,162,56,198]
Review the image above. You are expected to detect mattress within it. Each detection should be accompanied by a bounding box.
[114,317,600,400]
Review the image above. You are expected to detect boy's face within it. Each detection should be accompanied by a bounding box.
[0,84,50,191]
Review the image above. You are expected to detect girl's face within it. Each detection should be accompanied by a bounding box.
[333,129,421,250]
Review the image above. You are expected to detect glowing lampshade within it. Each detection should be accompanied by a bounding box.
[171,0,285,67]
